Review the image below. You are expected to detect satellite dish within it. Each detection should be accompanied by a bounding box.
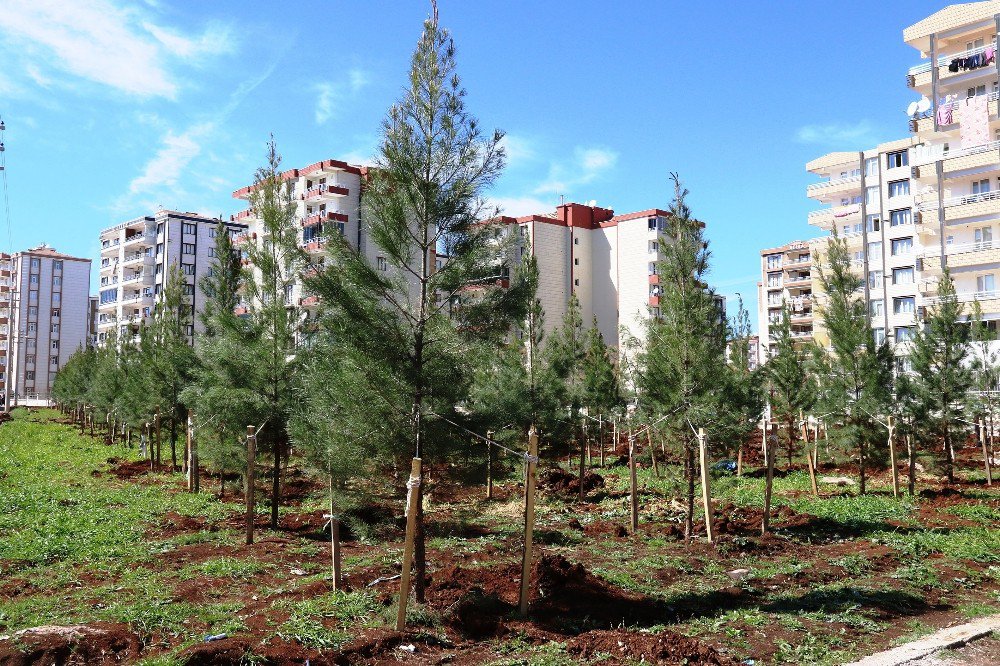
[907,101,919,116]
[917,96,931,113]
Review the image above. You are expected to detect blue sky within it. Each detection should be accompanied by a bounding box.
[0,0,950,329]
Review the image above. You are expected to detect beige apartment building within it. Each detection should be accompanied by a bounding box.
[763,2,1000,365]
[0,253,11,406]
[5,245,91,405]
[757,240,815,358]
[96,210,247,345]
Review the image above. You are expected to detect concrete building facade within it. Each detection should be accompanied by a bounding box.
[5,245,91,405]
[96,210,247,345]
[757,240,815,359]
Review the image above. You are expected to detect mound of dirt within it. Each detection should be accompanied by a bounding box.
[0,623,143,666]
[568,629,739,665]
[538,468,605,496]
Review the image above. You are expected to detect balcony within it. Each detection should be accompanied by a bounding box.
[121,272,147,284]
[784,273,812,286]
[100,239,121,255]
[302,211,348,228]
[123,232,155,247]
[300,295,320,307]
[918,190,1000,221]
[122,252,154,267]
[921,240,1000,272]
[302,183,349,201]
[233,208,255,221]
[806,174,862,199]
[301,239,326,254]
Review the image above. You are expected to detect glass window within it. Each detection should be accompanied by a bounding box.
[888,180,910,197]
[865,186,880,205]
[182,243,195,255]
[181,263,195,275]
[767,272,781,287]
[895,326,914,342]
[182,222,197,235]
[886,151,909,169]
[892,267,915,285]
[865,157,879,176]
[868,270,884,289]
[766,254,781,269]
[975,227,993,249]
[978,274,996,293]
[866,214,881,232]
[894,297,915,314]
[890,209,912,227]
[870,300,884,317]
[377,256,388,272]
[891,238,913,255]
[873,328,886,345]
[972,178,991,195]
[867,241,883,259]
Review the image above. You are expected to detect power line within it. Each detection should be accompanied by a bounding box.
[0,116,10,253]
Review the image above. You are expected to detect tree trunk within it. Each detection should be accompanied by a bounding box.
[577,421,585,502]
[684,435,695,543]
[944,424,955,484]
[271,432,281,529]
[907,433,916,496]
[859,434,867,495]
[170,418,178,471]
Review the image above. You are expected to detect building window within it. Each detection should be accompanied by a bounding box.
[648,218,658,230]
[867,241,883,260]
[50,355,59,366]
[53,260,63,270]
[53,276,62,287]
[183,222,197,235]
[865,186,880,205]
[27,323,36,333]
[377,256,387,271]
[975,227,994,249]
[891,237,913,255]
[30,258,40,270]
[574,278,580,286]
[886,150,909,169]
[895,326,914,342]
[892,267,914,285]
[866,215,881,232]
[182,243,196,255]
[888,180,910,198]
[972,178,991,195]
[978,274,996,293]
[868,270,883,288]
[648,262,658,276]
[209,228,217,238]
[874,327,886,345]
[182,284,195,296]
[181,263,195,276]
[208,247,216,257]
[29,275,38,285]
[26,371,34,381]
[870,300,884,317]
[893,296,915,314]
[51,323,59,333]
[574,258,580,266]
[156,243,163,256]
[574,238,579,245]
[767,272,781,288]
[865,157,879,176]
[766,254,781,269]
[51,340,59,350]
[889,209,912,227]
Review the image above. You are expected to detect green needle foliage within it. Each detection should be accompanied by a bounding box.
[906,269,972,483]
[765,306,815,467]
[640,174,727,539]
[720,295,765,464]
[815,232,894,494]
[304,11,532,601]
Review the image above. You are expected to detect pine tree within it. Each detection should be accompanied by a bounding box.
[765,306,815,466]
[970,300,999,462]
[304,11,532,602]
[722,296,765,469]
[583,317,620,415]
[544,294,588,482]
[907,269,972,483]
[639,174,727,539]
[815,233,894,494]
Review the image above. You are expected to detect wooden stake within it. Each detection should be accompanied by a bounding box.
[577,421,586,502]
[762,424,775,535]
[887,415,900,498]
[189,410,199,493]
[329,475,342,590]
[486,430,494,500]
[396,457,422,630]
[186,410,194,491]
[980,418,993,486]
[698,428,714,543]
[246,425,256,546]
[907,432,916,496]
[736,442,743,478]
[518,427,539,616]
[598,415,604,467]
[155,407,162,467]
[648,428,660,478]
[628,432,639,534]
[801,414,818,497]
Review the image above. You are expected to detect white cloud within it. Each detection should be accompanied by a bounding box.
[498,134,536,167]
[314,68,371,124]
[0,0,235,99]
[795,120,881,146]
[487,195,554,218]
[128,122,213,195]
[535,146,619,195]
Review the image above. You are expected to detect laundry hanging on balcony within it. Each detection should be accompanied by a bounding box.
[937,96,955,125]
[948,48,994,72]
[959,94,990,148]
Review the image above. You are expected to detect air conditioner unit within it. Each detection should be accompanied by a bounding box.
[914,211,923,225]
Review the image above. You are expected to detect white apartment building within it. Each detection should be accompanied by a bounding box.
[96,210,247,345]
[0,253,11,406]
[757,240,815,358]
[5,245,91,405]
[232,158,364,313]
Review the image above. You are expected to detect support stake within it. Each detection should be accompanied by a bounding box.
[698,428,714,543]
[518,427,539,616]
[888,415,900,498]
[762,424,775,535]
[628,432,639,534]
[246,425,256,546]
[396,457,422,630]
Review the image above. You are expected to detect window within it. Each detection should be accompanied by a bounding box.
[894,296,915,314]
[975,227,993,249]
[53,260,62,270]
[51,340,59,350]
[895,326,914,342]
[871,300,884,317]
[208,247,216,258]
[181,263,195,276]
[377,256,387,272]
[30,258,39,269]
[766,254,781,269]
[50,356,59,367]
[156,243,163,256]
[155,264,163,276]
[865,186,880,205]
[865,157,879,176]
[768,291,782,305]
[892,267,915,285]
[886,150,908,169]
[51,323,59,333]
[29,274,38,285]
[182,243,195,255]
[52,293,60,305]
[973,178,991,195]
[648,218,658,230]
[574,237,579,245]
[182,284,195,296]
[873,328,886,345]
[890,209,912,227]
[967,84,987,98]
[156,223,164,235]
[26,371,34,381]
[767,272,782,287]
[867,241,883,259]
[52,309,59,318]
[574,278,580,286]
[978,274,996,293]
[650,241,660,253]
[866,214,881,232]
[53,276,62,287]
[26,354,34,364]
[27,323,36,333]
[888,180,910,198]
[891,237,913,255]
[869,270,884,288]
[182,222,197,235]
[574,258,580,266]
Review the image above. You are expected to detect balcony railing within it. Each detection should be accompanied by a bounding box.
[907,42,997,76]
[917,189,1000,211]
[924,288,1000,305]
[123,233,155,246]
[806,174,862,194]
[302,183,349,200]
[912,135,1000,167]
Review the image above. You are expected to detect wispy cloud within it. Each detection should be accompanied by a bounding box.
[498,134,536,168]
[0,0,235,99]
[535,146,619,195]
[314,68,371,124]
[487,195,556,218]
[795,120,881,147]
[128,123,213,195]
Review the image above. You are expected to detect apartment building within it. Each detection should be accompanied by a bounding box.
[4,245,91,405]
[0,253,10,406]
[498,202,725,351]
[232,158,364,313]
[96,210,247,345]
[757,240,815,358]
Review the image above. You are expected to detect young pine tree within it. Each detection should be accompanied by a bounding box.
[722,296,765,470]
[305,12,532,602]
[765,306,815,467]
[816,233,894,493]
[907,269,972,483]
[640,174,727,540]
